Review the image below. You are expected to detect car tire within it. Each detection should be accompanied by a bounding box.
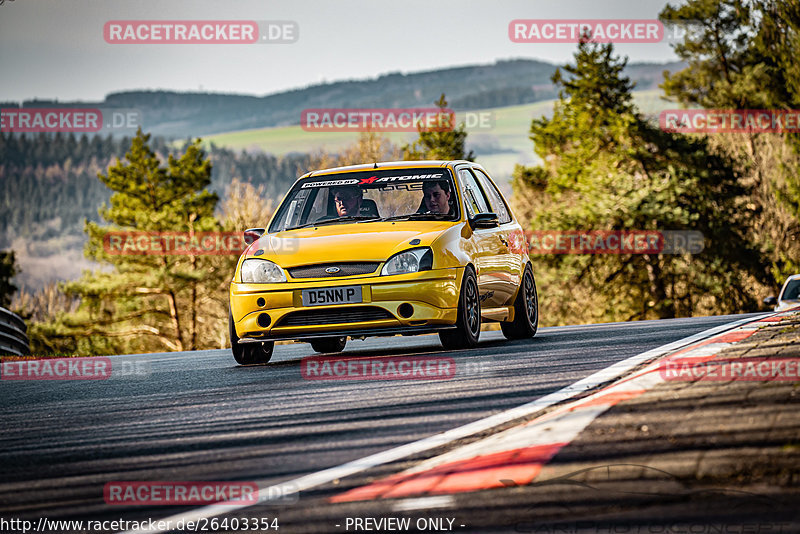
[501,265,538,340]
[229,312,274,365]
[310,336,347,353]
[439,267,481,350]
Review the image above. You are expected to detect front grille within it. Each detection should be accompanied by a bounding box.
[277,306,394,327]
[288,262,379,279]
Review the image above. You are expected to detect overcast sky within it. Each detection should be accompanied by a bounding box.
[0,0,681,102]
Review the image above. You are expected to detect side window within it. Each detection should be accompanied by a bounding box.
[782,280,800,300]
[272,188,314,231]
[458,169,490,218]
[473,169,511,224]
[308,187,329,221]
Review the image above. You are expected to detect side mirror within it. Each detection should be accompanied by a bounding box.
[763,295,777,307]
[243,228,265,245]
[469,212,499,229]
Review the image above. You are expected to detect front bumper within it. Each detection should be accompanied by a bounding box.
[230,268,463,341]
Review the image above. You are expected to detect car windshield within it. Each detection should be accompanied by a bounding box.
[269,168,460,232]
[780,279,800,300]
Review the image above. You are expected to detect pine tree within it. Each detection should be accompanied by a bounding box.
[513,41,768,324]
[0,250,19,309]
[402,94,475,161]
[53,129,228,354]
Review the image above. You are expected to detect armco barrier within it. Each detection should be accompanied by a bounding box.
[0,307,30,356]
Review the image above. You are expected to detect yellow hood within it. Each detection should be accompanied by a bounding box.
[249,221,454,267]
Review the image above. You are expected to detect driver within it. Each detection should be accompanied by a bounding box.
[421,180,453,215]
[332,186,363,217]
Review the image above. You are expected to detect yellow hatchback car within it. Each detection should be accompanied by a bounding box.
[228,160,537,364]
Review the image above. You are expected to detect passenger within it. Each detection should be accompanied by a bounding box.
[421,180,453,215]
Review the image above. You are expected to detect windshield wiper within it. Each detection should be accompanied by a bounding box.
[379,213,452,222]
[286,215,381,230]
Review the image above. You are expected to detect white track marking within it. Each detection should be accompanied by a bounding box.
[670,342,730,360]
[121,313,768,533]
[392,495,455,511]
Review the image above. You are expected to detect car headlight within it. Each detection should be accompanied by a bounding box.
[381,247,433,276]
[240,259,287,283]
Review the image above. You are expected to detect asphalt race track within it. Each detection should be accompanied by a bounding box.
[0,313,765,533]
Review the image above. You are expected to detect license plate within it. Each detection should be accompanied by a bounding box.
[302,286,362,307]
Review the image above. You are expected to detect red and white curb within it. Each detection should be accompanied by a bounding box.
[331,310,799,502]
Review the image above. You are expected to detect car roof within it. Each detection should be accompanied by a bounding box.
[302,160,478,178]
[782,274,800,288]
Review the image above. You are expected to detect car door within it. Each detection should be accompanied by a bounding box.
[472,167,522,306]
[457,168,506,308]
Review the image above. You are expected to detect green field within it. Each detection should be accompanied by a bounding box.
[203,90,670,185]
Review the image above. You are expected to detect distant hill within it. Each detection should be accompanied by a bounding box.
[2,59,682,139]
